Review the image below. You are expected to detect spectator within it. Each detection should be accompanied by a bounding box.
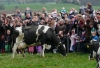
[1,13,6,19]
[55,19,66,34]
[51,9,57,19]
[25,7,32,17]
[89,21,97,34]
[25,13,32,20]
[16,10,22,19]
[86,3,94,15]
[42,7,48,17]
[80,25,86,53]
[4,29,12,53]
[31,16,40,25]
[64,18,72,35]
[60,7,67,19]
[70,28,76,52]
[90,29,98,41]
[48,18,57,30]
[79,6,85,15]
[95,10,100,24]
[28,46,34,54]
[40,13,46,20]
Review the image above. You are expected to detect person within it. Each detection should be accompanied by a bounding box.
[4,29,12,53]
[60,7,66,19]
[90,28,98,42]
[70,29,76,52]
[55,19,66,34]
[89,22,97,34]
[75,34,80,52]
[24,13,32,26]
[79,6,85,15]
[36,45,42,54]
[28,46,34,54]
[42,7,48,17]
[16,10,22,19]
[86,3,94,15]
[31,16,40,25]
[24,7,32,17]
[0,18,11,53]
[51,9,57,19]
[94,10,100,24]
[80,25,86,53]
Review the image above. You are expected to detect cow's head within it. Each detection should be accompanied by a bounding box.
[84,43,92,49]
[57,42,66,56]
[85,41,99,60]
[85,42,96,59]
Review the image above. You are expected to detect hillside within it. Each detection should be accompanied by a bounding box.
[0,3,99,14]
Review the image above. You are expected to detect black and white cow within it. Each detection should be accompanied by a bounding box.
[12,25,66,58]
[86,41,100,68]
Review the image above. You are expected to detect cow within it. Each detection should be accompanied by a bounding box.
[86,41,100,68]
[12,25,66,58]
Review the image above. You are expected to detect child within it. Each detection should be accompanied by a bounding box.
[5,29,12,53]
[36,45,42,54]
[70,29,76,52]
[91,28,98,42]
[28,46,34,54]
[80,26,86,53]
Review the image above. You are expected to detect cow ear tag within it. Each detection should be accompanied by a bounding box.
[87,45,89,48]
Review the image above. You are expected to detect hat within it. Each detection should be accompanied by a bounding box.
[91,28,96,33]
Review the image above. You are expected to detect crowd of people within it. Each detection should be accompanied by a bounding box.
[0,3,100,54]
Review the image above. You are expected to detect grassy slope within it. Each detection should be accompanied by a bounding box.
[4,3,100,12]
[0,52,96,68]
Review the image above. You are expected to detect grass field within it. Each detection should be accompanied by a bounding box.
[4,3,79,11]
[0,52,96,68]
[1,3,100,13]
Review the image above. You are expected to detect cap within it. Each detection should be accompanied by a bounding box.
[91,28,96,33]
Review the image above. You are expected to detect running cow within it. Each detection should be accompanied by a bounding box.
[12,25,66,58]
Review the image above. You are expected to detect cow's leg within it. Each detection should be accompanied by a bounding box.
[89,51,96,60]
[89,51,93,60]
[97,58,100,68]
[96,54,99,68]
[17,42,27,57]
[12,43,19,58]
[12,37,23,58]
[40,44,45,57]
[97,48,100,68]
[20,49,25,57]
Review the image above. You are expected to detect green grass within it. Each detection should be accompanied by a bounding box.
[0,52,96,68]
[4,3,79,11]
[3,3,100,12]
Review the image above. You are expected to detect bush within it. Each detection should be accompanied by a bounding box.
[61,0,68,3]
[0,4,5,10]
[72,0,80,5]
[15,6,19,9]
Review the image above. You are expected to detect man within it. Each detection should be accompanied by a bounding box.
[25,7,32,17]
